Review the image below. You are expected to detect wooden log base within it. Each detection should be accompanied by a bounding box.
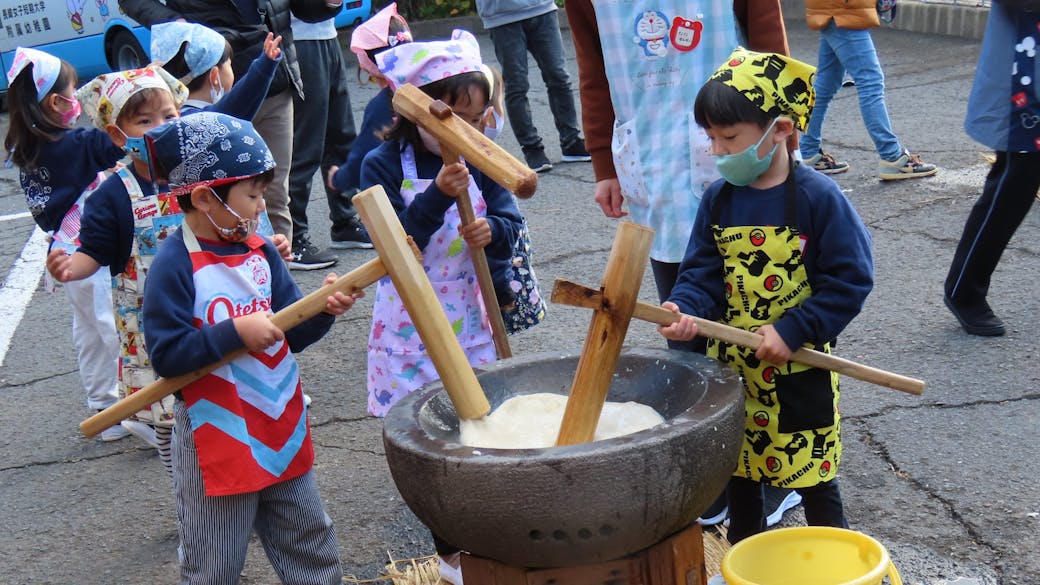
[459,523,706,585]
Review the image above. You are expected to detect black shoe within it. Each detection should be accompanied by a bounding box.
[330,216,374,250]
[560,137,591,163]
[289,236,338,271]
[944,295,1005,336]
[763,486,802,527]
[523,147,553,173]
[696,492,728,526]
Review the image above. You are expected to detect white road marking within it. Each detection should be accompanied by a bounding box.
[0,223,47,367]
[1,211,32,222]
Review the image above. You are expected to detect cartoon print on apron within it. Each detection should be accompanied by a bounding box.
[707,170,841,489]
[366,146,496,416]
[1009,12,1040,152]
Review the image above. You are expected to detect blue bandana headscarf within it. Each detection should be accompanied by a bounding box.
[151,22,227,82]
[145,112,276,196]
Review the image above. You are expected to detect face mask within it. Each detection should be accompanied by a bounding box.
[483,108,504,141]
[209,77,225,103]
[714,118,779,186]
[116,127,150,164]
[205,188,257,243]
[55,94,81,127]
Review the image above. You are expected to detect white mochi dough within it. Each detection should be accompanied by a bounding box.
[459,392,665,449]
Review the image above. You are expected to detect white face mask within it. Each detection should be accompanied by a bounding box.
[483,108,505,141]
[417,126,441,155]
[209,77,225,103]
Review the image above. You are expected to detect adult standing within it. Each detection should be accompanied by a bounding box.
[286,14,369,271]
[475,0,590,173]
[117,0,340,245]
[943,0,1040,336]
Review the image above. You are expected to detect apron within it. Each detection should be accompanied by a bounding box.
[366,146,496,417]
[112,167,182,426]
[178,222,313,496]
[706,170,841,489]
[1009,11,1040,153]
[593,0,739,262]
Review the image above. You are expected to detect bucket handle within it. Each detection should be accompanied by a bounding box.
[887,561,903,585]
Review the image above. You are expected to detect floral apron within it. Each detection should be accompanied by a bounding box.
[366,146,496,416]
[707,172,841,489]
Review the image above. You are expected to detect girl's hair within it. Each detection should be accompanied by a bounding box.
[486,64,504,114]
[115,87,176,127]
[3,60,78,169]
[382,71,490,145]
[162,40,233,92]
[175,169,275,211]
[693,79,773,130]
[359,14,411,83]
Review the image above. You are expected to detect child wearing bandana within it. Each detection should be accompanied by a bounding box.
[658,48,874,547]
[140,112,357,584]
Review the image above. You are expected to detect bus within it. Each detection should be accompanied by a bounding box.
[0,0,150,94]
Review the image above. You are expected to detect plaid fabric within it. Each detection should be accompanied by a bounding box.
[593,0,740,262]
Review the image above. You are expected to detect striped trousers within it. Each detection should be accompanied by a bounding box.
[172,400,342,584]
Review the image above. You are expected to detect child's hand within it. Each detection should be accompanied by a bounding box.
[271,234,292,263]
[754,324,792,366]
[234,312,285,352]
[46,249,74,282]
[321,273,364,315]
[264,33,282,60]
[459,217,491,248]
[435,162,470,197]
[657,302,697,341]
[326,165,339,191]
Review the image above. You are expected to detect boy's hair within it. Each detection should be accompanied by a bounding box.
[115,87,177,126]
[162,40,233,92]
[3,60,77,168]
[382,71,489,144]
[693,79,773,130]
[175,169,275,211]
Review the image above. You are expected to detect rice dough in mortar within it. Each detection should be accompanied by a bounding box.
[459,392,665,449]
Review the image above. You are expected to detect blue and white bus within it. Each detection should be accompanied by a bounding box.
[0,0,150,94]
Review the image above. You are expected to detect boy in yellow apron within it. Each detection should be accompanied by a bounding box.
[659,47,874,545]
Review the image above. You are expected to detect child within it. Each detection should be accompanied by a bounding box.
[359,29,523,417]
[4,47,128,441]
[46,65,188,464]
[327,1,413,196]
[140,112,356,583]
[150,21,282,119]
[657,48,874,548]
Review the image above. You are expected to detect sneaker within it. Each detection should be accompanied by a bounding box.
[805,152,850,175]
[707,575,728,585]
[697,493,729,526]
[842,72,855,87]
[523,147,553,173]
[879,150,938,181]
[330,216,374,250]
[560,138,591,163]
[289,236,338,271]
[120,420,158,448]
[764,486,802,527]
[438,552,464,585]
[944,294,1006,336]
[99,421,131,442]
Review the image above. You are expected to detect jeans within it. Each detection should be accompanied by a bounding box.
[800,23,904,162]
[489,10,581,152]
[289,37,359,242]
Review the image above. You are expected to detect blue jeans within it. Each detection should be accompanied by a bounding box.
[800,23,904,162]
[488,10,581,152]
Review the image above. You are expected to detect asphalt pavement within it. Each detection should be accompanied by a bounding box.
[0,13,1035,585]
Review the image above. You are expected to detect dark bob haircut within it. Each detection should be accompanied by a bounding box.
[693,79,773,130]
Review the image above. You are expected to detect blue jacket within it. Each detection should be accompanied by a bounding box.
[475,0,557,28]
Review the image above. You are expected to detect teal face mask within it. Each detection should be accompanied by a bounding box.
[714,118,779,186]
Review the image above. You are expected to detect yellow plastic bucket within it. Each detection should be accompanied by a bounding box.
[720,527,903,585]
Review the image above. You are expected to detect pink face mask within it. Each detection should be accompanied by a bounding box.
[55,94,81,127]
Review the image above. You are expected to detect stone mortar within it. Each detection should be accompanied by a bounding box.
[382,348,744,568]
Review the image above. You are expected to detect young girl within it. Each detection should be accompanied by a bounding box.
[46,65,188,469]
[359,29,523,418]
[4,47,128,441]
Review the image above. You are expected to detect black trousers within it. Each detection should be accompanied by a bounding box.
[726,476,848,545]
[650,259,707,354]
[288,37,358,242]
[945,151,1040,305]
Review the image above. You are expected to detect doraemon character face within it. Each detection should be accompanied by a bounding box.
[633,11,670,58]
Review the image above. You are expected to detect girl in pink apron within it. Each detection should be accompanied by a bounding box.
[361,30,523,418]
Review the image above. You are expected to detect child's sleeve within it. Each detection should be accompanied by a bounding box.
[76,175,135,275]
[668,186,728,320]
[332,88,395,193]
[142,230,243,378]
[264,239,336,353]
[74,128,126,171]
[477,171,523,262]
[204,52,281,121]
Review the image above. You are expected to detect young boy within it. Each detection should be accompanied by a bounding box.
[140,112,359,582]
[658,48,874,547]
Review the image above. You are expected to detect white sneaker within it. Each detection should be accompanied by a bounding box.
[99,423,131,442]
[121,420,158,448]
[707,574,728,585]
[438,553,464,585]
[304,393,312,407]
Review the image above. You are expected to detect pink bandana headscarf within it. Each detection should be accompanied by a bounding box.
[350,2,412,78]
[376,29,483,92]
[75,65,188,128]
[6,47,62,102]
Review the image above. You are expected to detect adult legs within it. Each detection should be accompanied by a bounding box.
[523,10,582,148]
[650,259,705,354]
[800,26,847,159]
[254,91,295,242]
[490,21,541,151]
[320,38,359,233]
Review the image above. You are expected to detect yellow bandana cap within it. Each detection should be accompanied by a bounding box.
[709,47,816,131]
[75,65,188,129]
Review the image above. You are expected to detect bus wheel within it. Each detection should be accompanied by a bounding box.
[108,29,148,71]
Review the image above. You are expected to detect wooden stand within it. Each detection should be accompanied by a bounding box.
[459,523,706,585]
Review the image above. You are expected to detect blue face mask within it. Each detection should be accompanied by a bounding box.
[118,128,150,165]
[714,118,779,186]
